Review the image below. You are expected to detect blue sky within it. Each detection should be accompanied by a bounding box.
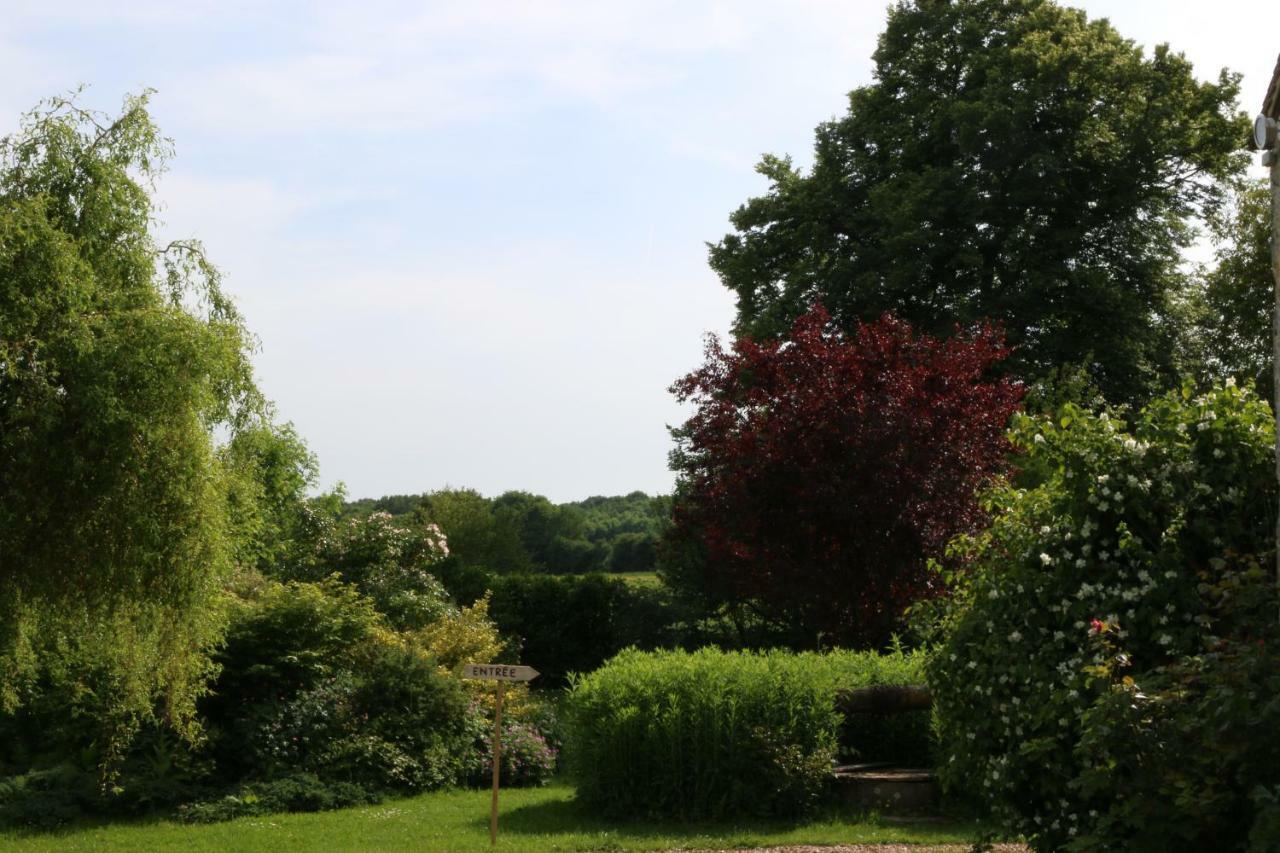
[3,1,1275,502]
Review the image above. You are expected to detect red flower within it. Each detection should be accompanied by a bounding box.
[1089,619,1104,634]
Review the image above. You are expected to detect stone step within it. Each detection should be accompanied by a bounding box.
[832,764,939,812]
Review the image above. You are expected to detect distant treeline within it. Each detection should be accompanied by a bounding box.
[341,489,669,575]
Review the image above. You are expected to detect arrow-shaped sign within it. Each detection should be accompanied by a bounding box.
[462,663,540,846]
[463,663,540,682]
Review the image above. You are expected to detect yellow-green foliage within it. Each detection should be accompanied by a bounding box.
[215,573,378,677]
[415,594,504,673]
[413,594,535,718]
[0,92,258,769]
[566,647,928,819]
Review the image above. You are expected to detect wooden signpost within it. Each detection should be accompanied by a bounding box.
[462,664,539,846]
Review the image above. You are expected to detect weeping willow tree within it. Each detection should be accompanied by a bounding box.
[0,91,259,768]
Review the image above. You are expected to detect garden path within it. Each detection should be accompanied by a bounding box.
[687,846,1027,852]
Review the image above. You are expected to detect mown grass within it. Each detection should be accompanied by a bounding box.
[614,572,662,588]
[0,781,990,852]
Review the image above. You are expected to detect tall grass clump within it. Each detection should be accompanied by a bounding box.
[564,647,928,819]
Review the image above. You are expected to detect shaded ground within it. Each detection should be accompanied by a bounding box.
[695,847,1026,852]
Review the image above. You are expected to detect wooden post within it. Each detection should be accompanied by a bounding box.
[460,664,537,846]
[490,680,504,846]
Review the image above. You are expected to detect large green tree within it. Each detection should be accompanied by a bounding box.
[491,490,587,573]
[710,0,1248,403]
[0,92,258,756]
[1191,180,1274,399]
[221,419,326,573]
[418,488,533,573]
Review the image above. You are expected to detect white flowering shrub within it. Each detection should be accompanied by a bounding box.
[1071,550,1280,852]
[286,511,453,630]
[928,383,1276,851]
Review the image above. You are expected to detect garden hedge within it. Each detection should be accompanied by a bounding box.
[482,573,685,685]
[564,647,927,819]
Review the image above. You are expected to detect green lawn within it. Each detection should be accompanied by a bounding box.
[614,571,662,588]
[0,782,991,852]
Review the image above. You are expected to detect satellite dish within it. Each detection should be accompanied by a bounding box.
[1256,115,1277,150]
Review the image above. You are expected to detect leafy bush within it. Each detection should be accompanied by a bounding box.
[249,641,475,792]
[466,720,558,788]
[1,718,221,827]
[0,765,98,828]
[415,593,508,675]
[519,693,567,756]
[1069,554,1280,852]
[214,575,381,699]
[0,633,212,797]
[205,575,476,795]
[179,773,377,823]
[927,384,1277,851]
[565,647,928,819]
[340,642,475,790]
[283,512,454,631]
[250,673,359,779]
[108,725,214,816]
[411,593,543,723]
[203,576,381,779]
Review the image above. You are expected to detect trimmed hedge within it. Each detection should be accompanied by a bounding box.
[483,573,685,685]
[564,647,927,819]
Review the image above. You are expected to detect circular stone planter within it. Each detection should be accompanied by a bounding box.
[833,764,939,812]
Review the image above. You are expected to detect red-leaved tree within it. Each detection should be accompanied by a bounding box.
[666,305,1023,648]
